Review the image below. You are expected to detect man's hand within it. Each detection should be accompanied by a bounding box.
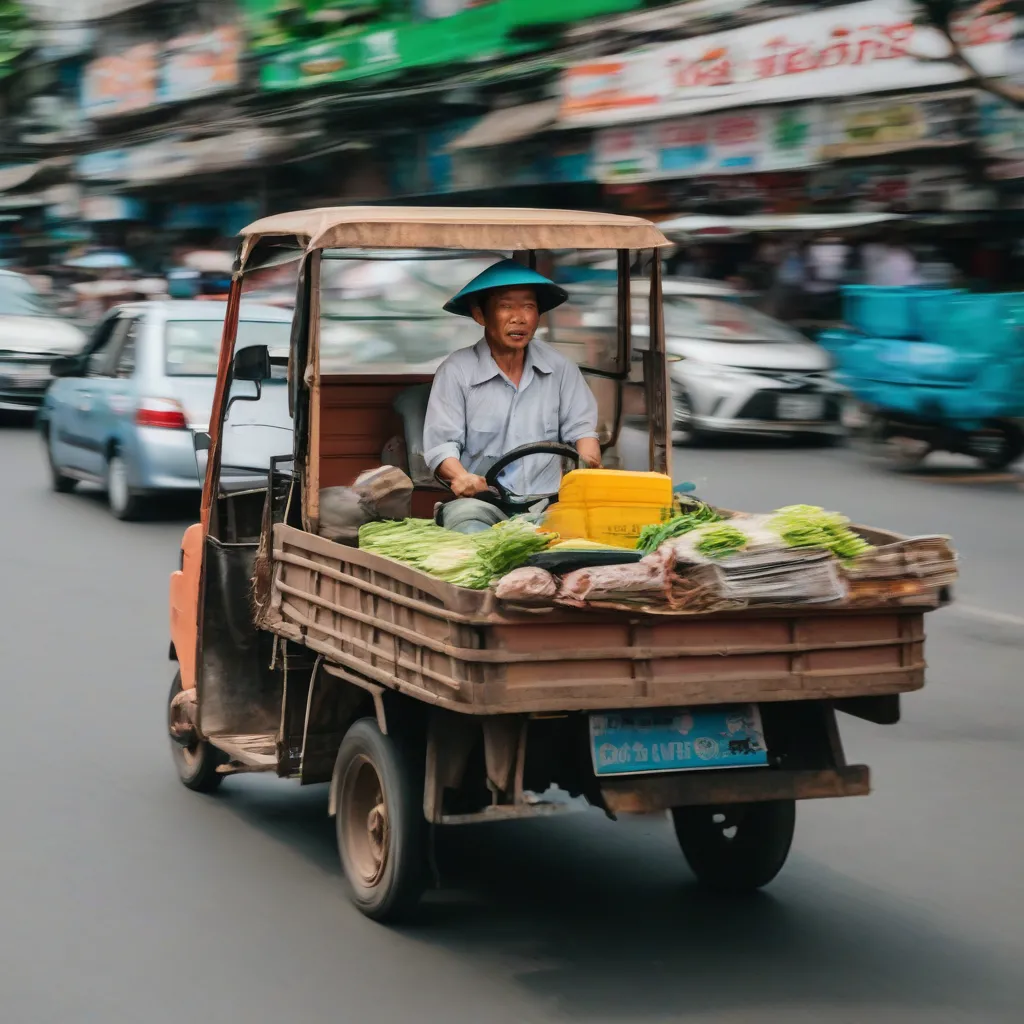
[576,437,602,469]
[437,457,490,497]
[450,472,490,498]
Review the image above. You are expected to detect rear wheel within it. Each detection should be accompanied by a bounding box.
[108,452,146,520]
[168,672,224,793]
[672,800,795,893]
[45,429,76,493]
[971,422,1024,471]
[335,718,425,922]
[853,413,930,470]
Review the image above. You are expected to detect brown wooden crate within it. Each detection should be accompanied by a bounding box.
[268,525,930,715]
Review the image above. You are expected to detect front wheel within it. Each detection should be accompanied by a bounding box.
[672,800,795,893]
[45,429,76,493]
[335,718,425,922]
[671,386,705,447]
[168,672,224,793]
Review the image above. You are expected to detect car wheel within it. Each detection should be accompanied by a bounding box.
[971,422,1024,471]
[168,672,225,793]
[671,386,705,447]
[672,800,796,893]
[45,430,76,494]
[107,452,146,521]
[335,718,426,922]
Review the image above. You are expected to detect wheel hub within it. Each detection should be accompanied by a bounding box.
[343,756,390,887]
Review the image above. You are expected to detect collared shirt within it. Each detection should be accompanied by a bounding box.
[423,337,598,496]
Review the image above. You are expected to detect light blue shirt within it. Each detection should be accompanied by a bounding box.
[423,337,598,496]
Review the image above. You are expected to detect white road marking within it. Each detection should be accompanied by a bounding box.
[946,604,1024,629]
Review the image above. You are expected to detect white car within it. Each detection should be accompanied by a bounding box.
[0,270,86,414]
[556,278,843,445]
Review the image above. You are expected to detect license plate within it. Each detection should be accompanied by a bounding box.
[589,705,769,776]
[777,394,825,420]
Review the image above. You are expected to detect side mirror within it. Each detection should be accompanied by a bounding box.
[232,345,271,382]
[51,355,85,378]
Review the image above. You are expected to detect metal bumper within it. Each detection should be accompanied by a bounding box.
[601,765,870,814]
[690,414,845,436]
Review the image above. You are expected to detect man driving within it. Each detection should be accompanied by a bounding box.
[423,259,601,527]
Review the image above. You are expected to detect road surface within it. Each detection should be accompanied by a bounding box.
[2,422,1022,1024]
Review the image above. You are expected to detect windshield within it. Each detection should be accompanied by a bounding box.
[318,257,494,371]
[165,319,292,376]
[657,296,804,343]
[0,273,55,318]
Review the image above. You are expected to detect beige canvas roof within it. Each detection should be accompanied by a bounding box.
[238,206,669,268]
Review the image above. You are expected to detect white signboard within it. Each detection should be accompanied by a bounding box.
[562,0,1013,127]
[593,105,821,183]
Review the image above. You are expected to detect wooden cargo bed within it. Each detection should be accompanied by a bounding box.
[262,525,931,715]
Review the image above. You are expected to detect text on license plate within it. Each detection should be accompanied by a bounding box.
[777,394,825,420]
[589,705,768,776]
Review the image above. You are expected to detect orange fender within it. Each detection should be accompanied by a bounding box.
[169,522,204,689]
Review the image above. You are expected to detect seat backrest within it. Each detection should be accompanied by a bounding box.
[392,382,435,486]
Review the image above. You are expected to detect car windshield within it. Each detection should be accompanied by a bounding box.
[165,319,292,376]
[657,296,803,343]
[0,273,55,318]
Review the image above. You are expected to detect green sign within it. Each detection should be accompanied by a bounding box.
[245,1,407,53]
[250,0,641,91]
[0,1,33,79]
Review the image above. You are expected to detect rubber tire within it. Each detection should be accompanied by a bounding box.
[107,452,146,521]
[168,672,224,793]
[805,433,842,448]
[334,718,425,922]
[672,800,796,893]
[671,386,706,448]
[975,422,1024,471]
[855,413,929,470]
[45,430,76,493]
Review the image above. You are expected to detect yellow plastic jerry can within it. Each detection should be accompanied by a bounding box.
[542,470,673,549]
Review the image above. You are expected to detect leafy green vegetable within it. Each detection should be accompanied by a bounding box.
[768,505,873,562]
[358,517,555,589]
[636,501,722,554]
[694,523,749,559]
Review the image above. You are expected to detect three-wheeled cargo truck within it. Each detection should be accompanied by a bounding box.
[168,207,939,921]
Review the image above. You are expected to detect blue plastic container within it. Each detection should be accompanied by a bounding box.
[842,286,962,340]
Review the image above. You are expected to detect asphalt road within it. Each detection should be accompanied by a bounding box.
[2,421,1022,1024]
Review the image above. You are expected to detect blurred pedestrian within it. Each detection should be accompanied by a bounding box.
[803,234,849,321]
[864,233,921,287]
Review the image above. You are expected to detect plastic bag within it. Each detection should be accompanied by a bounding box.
[494,567,558,604]
[559,557,668,605]
[319,467,414,544]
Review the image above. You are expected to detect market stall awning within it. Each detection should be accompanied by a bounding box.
[448,99,562,151]
[0,158,69,194]
[125,129,294,186]
[658,213,906,237]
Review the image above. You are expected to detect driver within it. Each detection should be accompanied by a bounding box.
[423,259,600,526]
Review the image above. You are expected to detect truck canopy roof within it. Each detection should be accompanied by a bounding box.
[237,206,670,273]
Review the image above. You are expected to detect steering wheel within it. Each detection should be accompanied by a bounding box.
[481,441,582,514]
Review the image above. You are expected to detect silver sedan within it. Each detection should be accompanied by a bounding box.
[39,300,293,519]
[658,280,844,444]
[555,278,844,445]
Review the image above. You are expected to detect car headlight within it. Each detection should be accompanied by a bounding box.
[675,361,753,383]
